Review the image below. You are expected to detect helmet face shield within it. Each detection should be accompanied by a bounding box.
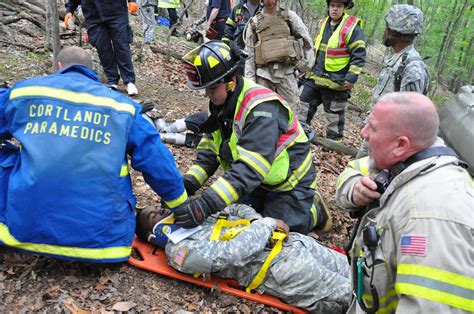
[182,40,239,90]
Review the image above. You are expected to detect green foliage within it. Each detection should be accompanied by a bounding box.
[302,0,473,92]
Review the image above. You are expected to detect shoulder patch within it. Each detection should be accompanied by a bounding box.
[173,246,188,267]
[400,235,427,256]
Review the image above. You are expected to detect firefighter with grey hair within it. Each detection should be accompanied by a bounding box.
[136,204,352,312]
[357,4,430,158]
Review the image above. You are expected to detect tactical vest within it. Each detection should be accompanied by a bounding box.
[314,14,360,72]
[212,78,307,187]
[158,0,179,9]
[253,8,303,66]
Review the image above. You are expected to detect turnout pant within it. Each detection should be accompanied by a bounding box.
[87,14,136,85]
[299,80,349,140]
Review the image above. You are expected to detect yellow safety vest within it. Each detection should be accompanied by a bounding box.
[314,14,361,72]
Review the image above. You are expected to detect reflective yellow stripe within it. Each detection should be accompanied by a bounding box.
[310,177,317,189]
[246,231,286,293]
[211,177,239,205]
[396,264,474,311]
[207,56,219,69]
[197,137,217,153]
[363,289,399,313]
[163,190,188,209]
[273,151,312,192]
[120,164,129,177]
[237,146,271,178]
[312,76,347,91]
[336,167,359,189]
[186,164,208,185]
[349,65,362,75]
[10,86,136,115]
[347,157,370,175]
[310,203,317,228]
[0,223,131,260]
[210,218,250,241]
[226,17,236,26]
[348,39,365,50]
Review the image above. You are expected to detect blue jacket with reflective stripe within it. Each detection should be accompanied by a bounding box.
[0,65,187,262]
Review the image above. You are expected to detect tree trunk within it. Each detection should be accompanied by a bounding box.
[45,0,61,70]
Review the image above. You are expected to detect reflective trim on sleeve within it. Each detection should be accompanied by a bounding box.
[10,86,136,115]
[226,17,236,26]
[210,177,239,205]
[0,223,131,261]
[163,190,188,209]
[272,151,312,192]
[336,167,360,189]
[395,263,474,312]
[348,157,370,175]
[236,146,271,178]
[362,289,398,314]
[197,137,217,153]
[186,164,208,185]
[120,164,129,177]
[349,65,362,75]
[348,39,366,50]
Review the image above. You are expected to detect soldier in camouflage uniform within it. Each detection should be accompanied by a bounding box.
[136,204,352,312]
[243,0,314,113]
[357,4,429,157]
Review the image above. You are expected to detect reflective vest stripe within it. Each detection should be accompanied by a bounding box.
[312,76,346,90]
[338,15,358,48]
[274,117,299,157]
[395,264,474,311]
[273,151,313,192]
[197,136,217,153]
[362,289,399,313]
[210,177,239,205]
[235,84,300,158]
[310,203,317,227]
[10,86,136,115]
[186,164,208,185]
[237,145,271,178]
[336,167,359,189]
[349,157,370,175]
[0,223,131,260]
[120,164,129,177]
[234,87,283,135]
[163,190,188,209]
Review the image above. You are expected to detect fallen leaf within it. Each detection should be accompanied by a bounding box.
[63,299,90,314]
[112,301,137,312]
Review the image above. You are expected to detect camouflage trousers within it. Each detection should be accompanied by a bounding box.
[256,75,299,115]
[299,80,350,140]
[138,0,156,44]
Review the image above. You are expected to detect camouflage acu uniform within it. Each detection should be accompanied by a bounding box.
[244,8,314,113]
[165,204,351,312]
[138,0,158,44]
[357,4,429,157]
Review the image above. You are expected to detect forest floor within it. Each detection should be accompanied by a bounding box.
[0,13,452,313]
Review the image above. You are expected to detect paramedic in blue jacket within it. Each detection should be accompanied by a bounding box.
[0,46,188,263]
[65,0,140,96]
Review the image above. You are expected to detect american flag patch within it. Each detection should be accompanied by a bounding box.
[400,235,427,256]
[173,247,188,267]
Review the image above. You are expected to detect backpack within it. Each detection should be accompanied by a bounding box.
[438,85,474,176]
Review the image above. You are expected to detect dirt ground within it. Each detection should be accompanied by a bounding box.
[0,14,376,313]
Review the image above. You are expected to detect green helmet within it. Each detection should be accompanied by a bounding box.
[385,4,424,35]
[182,40,239,90]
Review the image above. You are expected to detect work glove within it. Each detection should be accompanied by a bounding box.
[64,12,74,29]
[174,196,215,228]
[128,2,139,15]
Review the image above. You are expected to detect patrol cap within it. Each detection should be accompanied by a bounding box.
[182,40,239,90]
[385,4,424,35]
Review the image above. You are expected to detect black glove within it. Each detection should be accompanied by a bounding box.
[183,178,199,196]
[174,197,214,228]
